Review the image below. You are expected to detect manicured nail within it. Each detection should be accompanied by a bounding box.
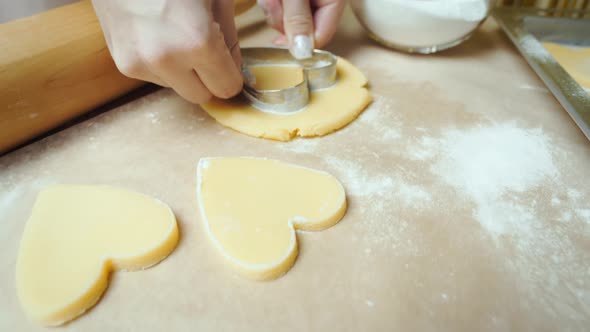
[290,34,314,60]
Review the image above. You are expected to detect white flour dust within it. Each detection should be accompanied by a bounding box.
[408,136,439,161]
[322,155,432,206]
[0,187,21,212]
[274,93,431,251]
[576,209,590,224]
[396,181,432,209]
[431,122,558,237]
[323,155,431,252]
[324,156,393,197]
[146,112,160,124]
[278,139,320,154]
[0,179,57,218]
[411,122,589,321]
[358,95,402,141]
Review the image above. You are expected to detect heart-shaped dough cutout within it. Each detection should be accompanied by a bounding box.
[197,157,347,280]
[247,64,304,90]
[16,185,178,326]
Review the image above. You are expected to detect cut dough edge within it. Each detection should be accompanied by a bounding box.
[196,157,347,280]
[44,220,179,326]
[201,57,373,141]
[16,185,179,326]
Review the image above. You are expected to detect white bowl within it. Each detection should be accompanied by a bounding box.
[350,0,492,54]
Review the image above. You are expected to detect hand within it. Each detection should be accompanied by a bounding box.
[257,0,345,59]
[92,0,243,104]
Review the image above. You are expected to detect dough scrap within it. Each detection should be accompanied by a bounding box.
[201,57,372,141]
[16,185,179,326]
[543,42,590,90]
[197,157,347,280]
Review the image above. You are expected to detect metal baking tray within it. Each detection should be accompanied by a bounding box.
[493,8,590,140]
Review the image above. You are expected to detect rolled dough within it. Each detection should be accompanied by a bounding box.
[16,185,179,326]
[249,65,304,90]
[543,42,590,90]
[201,57,372,141]
[197,157,347,280]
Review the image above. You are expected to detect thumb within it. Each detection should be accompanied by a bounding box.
[282,0,314,59]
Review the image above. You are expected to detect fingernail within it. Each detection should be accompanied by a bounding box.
[290,34,314,60]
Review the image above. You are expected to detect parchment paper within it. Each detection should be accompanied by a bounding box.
[1,7,589,332]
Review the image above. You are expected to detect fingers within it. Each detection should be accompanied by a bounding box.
[139,46,212,103]
[311,0,344,47]
[191,25,244,99]
[282,0,315,59]
[156,69,212,104]
[144,5,242,103]
[258,0,284,34]
[213,0,243,68]
[261,0,344,51]
[272,35,288,46]
[111,49,169,88]
[135,27,242,104]
[95,0,244,105]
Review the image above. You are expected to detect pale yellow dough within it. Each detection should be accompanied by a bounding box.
[201,57,372,141]
[543,42,590,90]
[249,65,304,90]
[16,185,179,326]
[197,157,347,280]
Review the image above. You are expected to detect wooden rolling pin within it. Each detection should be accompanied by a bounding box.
[0,0,256,154]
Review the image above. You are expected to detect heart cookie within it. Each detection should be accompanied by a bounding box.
[197,157,347,280]
[16,185,178,326]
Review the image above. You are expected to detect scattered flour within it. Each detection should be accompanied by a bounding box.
[324,155,432,208]
[567,189,582,201]
[146,112,160,124]
[397,182,432,209]
[0,187,21,212]
[431,122,558,238]
[408,136,439,161]
[278,139,320,154]
[358,95,402,142]
[0,179,57,213]
[560,211,574,222]
[365,299,375,307]
[324,156,393,197]
[575,209,590,225]
[417,122,590,322]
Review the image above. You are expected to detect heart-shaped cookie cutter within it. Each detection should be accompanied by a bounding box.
[241,47,338,114]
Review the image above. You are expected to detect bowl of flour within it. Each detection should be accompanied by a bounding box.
[350,0,491,54]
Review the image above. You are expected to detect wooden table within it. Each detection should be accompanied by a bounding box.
[1,7,589,331]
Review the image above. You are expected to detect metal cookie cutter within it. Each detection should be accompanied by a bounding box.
[241,47,338,114]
